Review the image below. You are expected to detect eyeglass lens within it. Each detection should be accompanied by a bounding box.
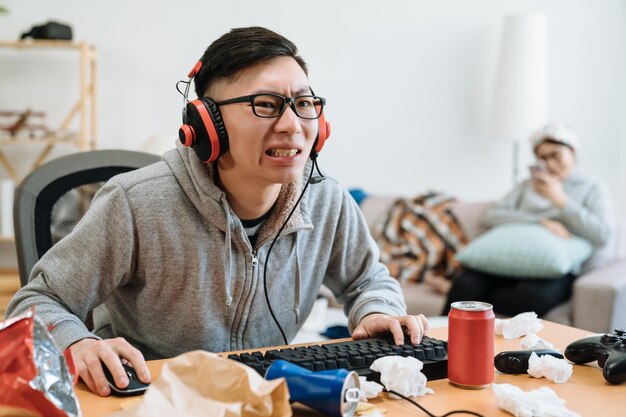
[252,95,323,119]
[537,150,563,162]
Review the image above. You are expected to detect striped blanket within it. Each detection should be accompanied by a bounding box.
[373,192,468,283]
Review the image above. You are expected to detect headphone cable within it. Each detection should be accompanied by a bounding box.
[263,159,322,345]
[386,390,484,417]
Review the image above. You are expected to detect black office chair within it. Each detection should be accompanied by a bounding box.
[13,150,161,287]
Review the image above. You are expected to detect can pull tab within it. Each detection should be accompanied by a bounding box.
[344,387,361,403]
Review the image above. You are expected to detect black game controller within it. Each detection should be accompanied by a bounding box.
[564,329,626,384]
[102,363,151,396]
[494,349,564,374]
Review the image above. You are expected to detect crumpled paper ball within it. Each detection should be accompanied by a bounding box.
[527,352,573,383]
[370,356,433,397]
[492,383,580,417]
[358,376,383,401]
[495,312,544,339]
[520,333,554,350]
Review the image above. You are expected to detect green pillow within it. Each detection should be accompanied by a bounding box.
[455,223,593,278]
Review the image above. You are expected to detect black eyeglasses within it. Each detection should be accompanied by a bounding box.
[213,93,326,120]
[536,148,565,162]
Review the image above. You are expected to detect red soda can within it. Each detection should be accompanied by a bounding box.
[447,301,495,388]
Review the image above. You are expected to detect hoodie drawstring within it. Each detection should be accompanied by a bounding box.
[293,237,302,324]
[222,201,233,317]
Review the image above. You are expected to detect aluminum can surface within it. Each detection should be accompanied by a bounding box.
[447,301,495,388]
[265,360,361,417]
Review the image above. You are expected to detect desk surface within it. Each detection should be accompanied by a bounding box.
[76,321,624,416]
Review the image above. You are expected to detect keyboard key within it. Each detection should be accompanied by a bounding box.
[351,356,366,368]
[434,346,446,357]
[414,349,425,361]
[337,358,350,368]
[401,350,414,358]
[264,350,281,360]
[424,347,435,359]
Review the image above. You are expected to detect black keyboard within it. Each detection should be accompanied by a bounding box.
[226,335,448,382]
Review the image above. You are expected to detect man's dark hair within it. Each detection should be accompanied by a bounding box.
[194,27,308,98]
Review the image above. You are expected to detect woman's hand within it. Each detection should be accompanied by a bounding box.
[352,313,429,345]
[532,172,568,208]
[540,219,571,239]
[69,337,151,396]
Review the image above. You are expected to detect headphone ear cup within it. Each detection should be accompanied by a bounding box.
[311,114,331,157]
[201,98,229,161]
[178,99,229,163]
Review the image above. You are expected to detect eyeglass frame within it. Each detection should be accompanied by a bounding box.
[535,147,569,162]
[211,93,326,120]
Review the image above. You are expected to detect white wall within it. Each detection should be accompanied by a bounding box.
[1,0,625,217]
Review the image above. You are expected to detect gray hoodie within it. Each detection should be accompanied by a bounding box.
[482,169,613,247]
[7,144,406,359]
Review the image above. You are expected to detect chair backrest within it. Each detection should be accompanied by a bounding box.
[13,150,161,287]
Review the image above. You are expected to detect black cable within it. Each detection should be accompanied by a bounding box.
[176,80,189,97]
[263,159,322,345]
[387,390,484,417]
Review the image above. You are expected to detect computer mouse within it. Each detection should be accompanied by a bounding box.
[102,362,150,396]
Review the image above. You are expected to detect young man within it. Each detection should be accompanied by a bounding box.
[7,27,428,396]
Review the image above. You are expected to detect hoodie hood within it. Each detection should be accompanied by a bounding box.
[162,142,310,241]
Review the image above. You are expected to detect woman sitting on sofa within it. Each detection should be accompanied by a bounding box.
[442,123,613,317]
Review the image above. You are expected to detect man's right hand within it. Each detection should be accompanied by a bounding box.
[69,337,151,396]
[540,219,571,239]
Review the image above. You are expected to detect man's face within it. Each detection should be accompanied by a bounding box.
[208,56,318,186]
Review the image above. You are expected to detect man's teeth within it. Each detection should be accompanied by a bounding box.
[268,148,298,157]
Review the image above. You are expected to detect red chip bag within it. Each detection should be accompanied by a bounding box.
[0,309,81,417]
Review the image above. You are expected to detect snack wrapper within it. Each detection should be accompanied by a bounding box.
[0,309,81,417]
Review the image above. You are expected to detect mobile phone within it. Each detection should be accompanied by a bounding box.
[529,161,547,177]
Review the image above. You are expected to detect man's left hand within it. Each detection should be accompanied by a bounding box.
[532,172,568,208]
[352,313,429,345]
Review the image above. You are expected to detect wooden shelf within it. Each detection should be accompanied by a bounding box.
[0,40,86,50]
[0,134,77,145]
[0,40,98,182]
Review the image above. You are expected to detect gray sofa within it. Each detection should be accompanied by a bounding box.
[360,196,626,333]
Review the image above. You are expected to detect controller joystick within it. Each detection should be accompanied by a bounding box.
[601,333,619,344]
[565,329,626,384]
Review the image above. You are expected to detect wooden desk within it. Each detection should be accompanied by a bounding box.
[76,321,624,416]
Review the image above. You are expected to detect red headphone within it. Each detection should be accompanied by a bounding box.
[178,61,331,163]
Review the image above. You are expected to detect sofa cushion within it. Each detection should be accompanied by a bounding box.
[455,223,593,278]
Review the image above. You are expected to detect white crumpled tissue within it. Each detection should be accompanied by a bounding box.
[370,356,434,397]
[520,333,554,350]
[527,352,573,383]
[495,312,544,339]
[492,383,580,417]
[358,376,384,401]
